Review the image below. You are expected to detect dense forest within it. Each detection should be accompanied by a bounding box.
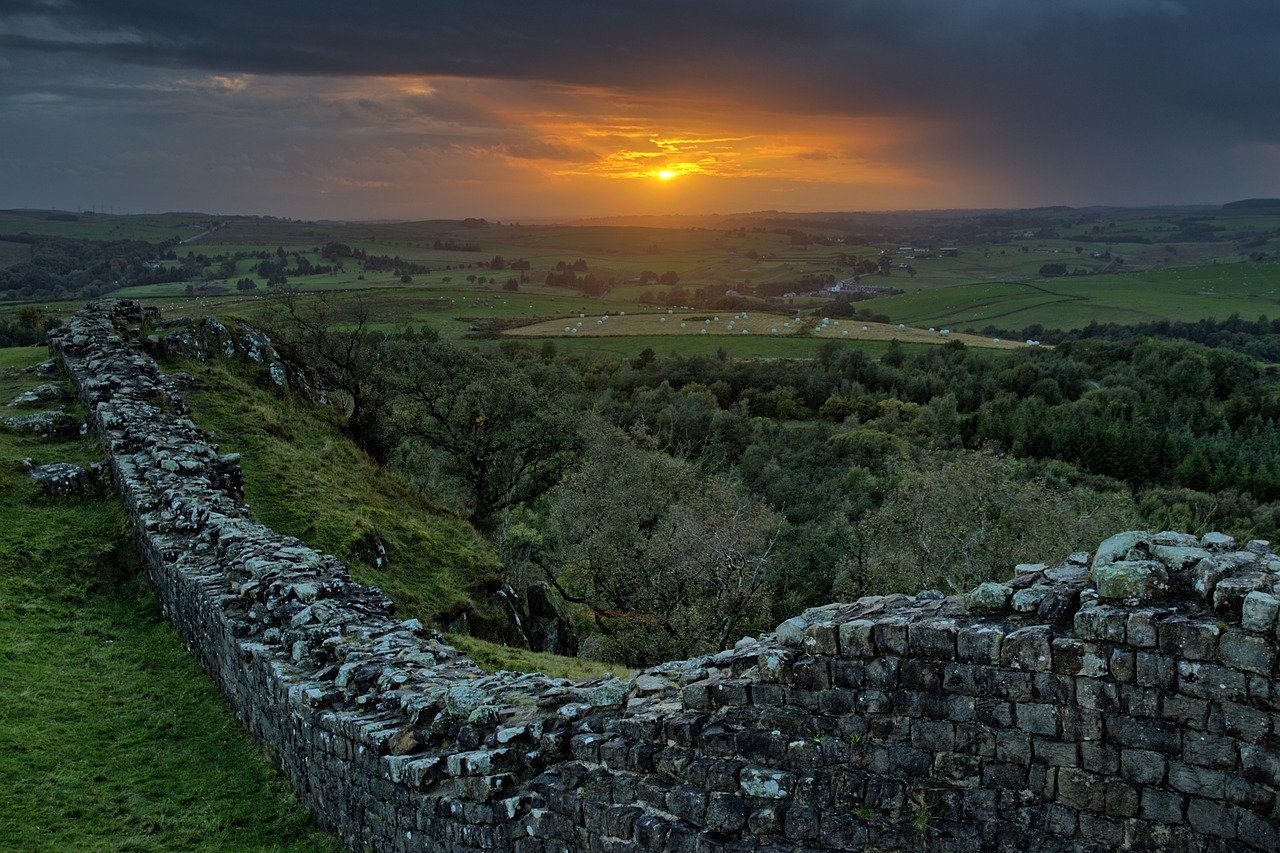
[0,234,182,300]
[271,299,1280,666]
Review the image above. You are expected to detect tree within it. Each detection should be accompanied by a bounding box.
[546,426,780,664]
[386,340,581,529]
[267,289,392,461]
[858,451,1136,595]
[659,270,680,286]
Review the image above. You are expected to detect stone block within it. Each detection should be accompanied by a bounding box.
[1016,703,1059,736]
[704,793,747,834]
[956,627,1003,665]
[1055,768,1104,812]
[910,720,955,752]
[1093,560,1169,601]
[871,618,909,655]
[965,582,1011,612]
[1125,610,1159,647]
[1000,626,1052,672]
[1074,606,1127,642]
[1168,761,1228,798]
[1214,573,1271,618]
[1140,788,1185,824]
[1106,715,1180,753]
[1134,651,1175,689]
[1177,661,1247,702]
[908,619,957,660]
[1186,797,1237,839]
[1079,812,1126,845]
[837,619,875,658]
[802,622,839,656]
[1182,732,1238,770]
[1158,617,1221,660]
[1218,629,1276,675]
[1241,590,1280,633]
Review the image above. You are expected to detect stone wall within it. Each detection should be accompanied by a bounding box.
[50,299,1280,851]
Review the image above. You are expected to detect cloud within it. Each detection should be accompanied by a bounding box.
[0,1,1278,216]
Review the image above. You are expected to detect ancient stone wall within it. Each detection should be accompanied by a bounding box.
[50,299,1280,851]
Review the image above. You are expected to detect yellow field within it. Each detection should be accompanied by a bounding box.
[505,310,1030,350]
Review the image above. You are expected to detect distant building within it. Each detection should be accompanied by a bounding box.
[940,247,959,258]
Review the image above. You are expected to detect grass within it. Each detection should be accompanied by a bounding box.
[0,346,338,851]
[10,208,1280,347]
[444,633,630,681]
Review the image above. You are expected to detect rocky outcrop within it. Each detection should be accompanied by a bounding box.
[50,299,1280,851]
[3,408,82,437]
[24,460,104,495]
[144,313,324,402]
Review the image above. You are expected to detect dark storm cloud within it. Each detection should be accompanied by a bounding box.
[1,0,1279,214]
[3,1,1276,121]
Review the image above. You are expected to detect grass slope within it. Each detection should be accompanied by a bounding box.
[0,346,337,851]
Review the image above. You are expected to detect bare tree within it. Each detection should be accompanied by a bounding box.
[267,289,392,461]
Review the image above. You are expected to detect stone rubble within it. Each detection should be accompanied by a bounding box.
[3,408,82,438]
[24,459,103,496]
[49,298,1280,852]
[8,382,70,407]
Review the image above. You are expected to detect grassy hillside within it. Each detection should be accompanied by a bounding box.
[171,354,617,678]
[0,347,338,851]
[177,356,504,631]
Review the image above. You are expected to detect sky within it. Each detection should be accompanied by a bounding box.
[1,0,1278,220]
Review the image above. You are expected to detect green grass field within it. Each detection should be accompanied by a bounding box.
[0,347,338,851]
[877,260,1280,330]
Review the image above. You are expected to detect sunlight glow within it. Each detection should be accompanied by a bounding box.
[657,169,678,180]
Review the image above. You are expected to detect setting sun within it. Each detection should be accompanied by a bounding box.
[657,169,677,180]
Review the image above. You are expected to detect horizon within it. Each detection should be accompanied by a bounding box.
[0,198,1255,226]
[2,2,1279,219]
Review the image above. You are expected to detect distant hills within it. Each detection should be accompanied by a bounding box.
[1223,198,1280,211]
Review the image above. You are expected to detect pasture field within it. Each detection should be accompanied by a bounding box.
[507,310,1025,349]
[879,260,1280,331]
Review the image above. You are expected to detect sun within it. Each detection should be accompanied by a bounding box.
[657,169,677,180]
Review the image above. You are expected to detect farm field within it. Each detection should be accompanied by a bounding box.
[878,260,1280,331]
[507,310,1025,349]
[4,206,1280,357]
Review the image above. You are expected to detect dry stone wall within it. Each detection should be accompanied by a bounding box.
[50,299,1280,851]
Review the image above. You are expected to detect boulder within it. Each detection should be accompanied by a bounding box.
[1092,531,1151,572]
[1093,559,1169,601]
[8,383,69,407]
[966,582,1012,611]
[29,462,97,495]
[1201,532,1237,551]
[4,410,80,438]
